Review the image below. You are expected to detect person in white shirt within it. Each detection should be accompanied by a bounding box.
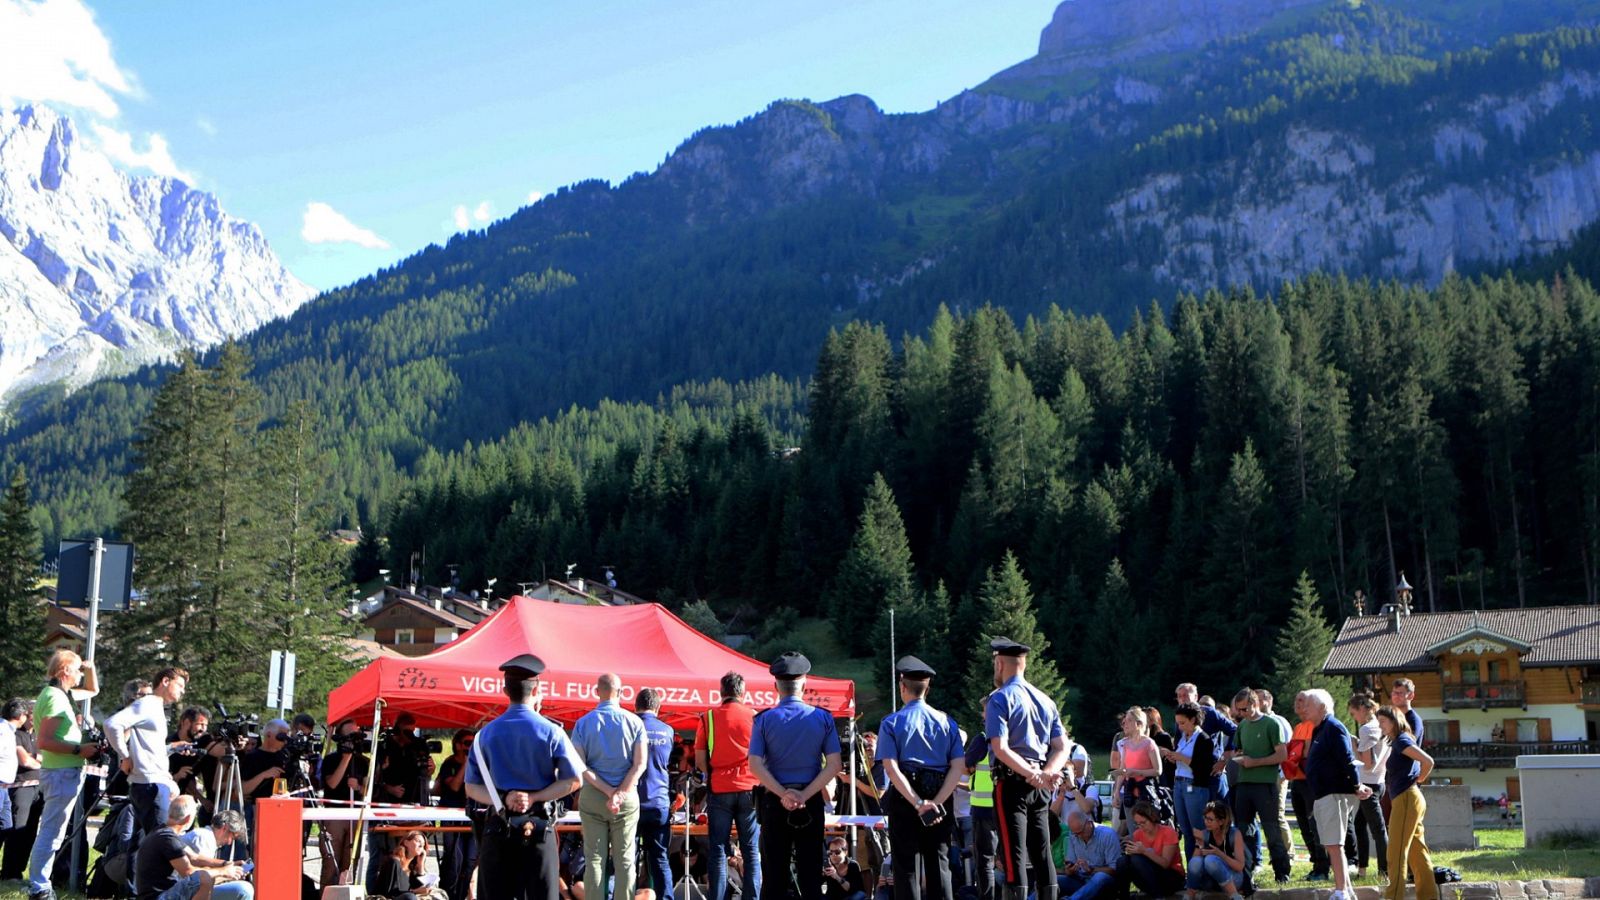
[0,697,19,834]
[1347,694,1388,878]
[106,667,188,840]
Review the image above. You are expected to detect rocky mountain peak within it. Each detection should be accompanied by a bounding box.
[996,0,1326,82]
[0,104,315,410]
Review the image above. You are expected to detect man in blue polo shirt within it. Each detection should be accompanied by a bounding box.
[985,638,1068,900]
[749,652,843,900]
[878,656,965,900]
[636,688,676,900]
[465,655,586,900]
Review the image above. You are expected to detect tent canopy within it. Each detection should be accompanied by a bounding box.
[327,596,856,731]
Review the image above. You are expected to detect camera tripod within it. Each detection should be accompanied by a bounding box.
[212,742,248,815]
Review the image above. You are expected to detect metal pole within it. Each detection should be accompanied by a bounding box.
[79,537,104,720]
[351,697,388,879]
[889,608,897,712]
[847,716,858,849]
[68,538,104,892]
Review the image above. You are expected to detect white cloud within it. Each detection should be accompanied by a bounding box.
[196,117,216,137]
[301,202,390,250]
[451,201,495,232]
[0,0,135,118]
[88,123,195,183]
[527,190,544,204]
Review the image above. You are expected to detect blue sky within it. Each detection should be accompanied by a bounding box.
[2,0,1053,291]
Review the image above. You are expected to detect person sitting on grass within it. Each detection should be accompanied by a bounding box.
[1183,801,1247,900]
[1114,801,1184,898]
[134,795,251,900]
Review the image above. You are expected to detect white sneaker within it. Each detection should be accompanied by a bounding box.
[1329,890,1348,900]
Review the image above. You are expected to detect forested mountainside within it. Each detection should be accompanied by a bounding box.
[382,270,1600,729]
[6,0,1600,546]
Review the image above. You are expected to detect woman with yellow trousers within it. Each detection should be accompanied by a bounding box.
[1376,707,1436,900]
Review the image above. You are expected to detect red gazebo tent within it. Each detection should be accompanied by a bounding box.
[326,596,856,730]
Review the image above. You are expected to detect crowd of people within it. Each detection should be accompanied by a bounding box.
[0,646,1441,900]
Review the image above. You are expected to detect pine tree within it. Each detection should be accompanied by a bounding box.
[960,551,1066,721]
[829,473,916,657]
[1268,571,1348,704]
[876,580,953,694]
[350,527,385,584]
[115,345,274,707]
[257,402,357,716]
[0,467,45,696]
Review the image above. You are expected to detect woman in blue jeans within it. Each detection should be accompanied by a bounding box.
[1161,703,1218,863]
[1184,801,1247,900]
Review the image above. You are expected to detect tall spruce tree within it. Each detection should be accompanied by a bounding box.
[0,467,45,696]
[829,473,916,657]
[116,345,274,706]
[1268,571,1348,704]
[257,402,356,715]
[960,551,1066,721]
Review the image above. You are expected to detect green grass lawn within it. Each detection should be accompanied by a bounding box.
[3,827,1594,899]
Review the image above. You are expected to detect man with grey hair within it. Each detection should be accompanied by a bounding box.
[571,673,646,900]
[181,806,249,867]
[134,794,251,899]
[1302,689,1370,900]
[1058,808,1120,900]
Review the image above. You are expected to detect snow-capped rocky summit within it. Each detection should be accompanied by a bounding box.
[0,104,315,409]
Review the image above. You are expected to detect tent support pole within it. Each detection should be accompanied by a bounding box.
[848,716,858,849]
[350,697,387,879]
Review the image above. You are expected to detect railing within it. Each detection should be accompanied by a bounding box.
[1441,680,1526,711]
[1426,740,1600,770]
[1582,682,1600,705]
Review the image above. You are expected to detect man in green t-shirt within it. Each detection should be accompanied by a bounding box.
[26,648,100,900]
[1226,688,1291,883]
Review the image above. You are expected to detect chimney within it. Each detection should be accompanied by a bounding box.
[432,595,443,610]
[1389,604,1401,634]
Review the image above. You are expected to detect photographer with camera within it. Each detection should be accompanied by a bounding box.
[237,719,291,836]
[168,709,214,805]
[107,668,189,848]
[319,719,370,888]
[25,648,100,900]
[378,713,436,805]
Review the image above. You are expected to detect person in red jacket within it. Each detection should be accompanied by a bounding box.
[695,672,762,900]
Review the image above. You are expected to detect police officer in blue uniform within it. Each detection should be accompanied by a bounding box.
[748,652,843,900]
[984,639,1068,900]
[465,654,586,900]
[877,655,966,900]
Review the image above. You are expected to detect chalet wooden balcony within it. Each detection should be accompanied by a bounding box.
[1582,681,1600,706]
[1427,740,1600,770]
[1440,680,1526,711]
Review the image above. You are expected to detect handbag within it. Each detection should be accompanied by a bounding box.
[1282,738,1307,781]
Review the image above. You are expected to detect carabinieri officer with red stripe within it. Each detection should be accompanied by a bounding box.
[984,638,1069,900]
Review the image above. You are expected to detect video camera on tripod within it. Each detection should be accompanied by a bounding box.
[209,704,261,746]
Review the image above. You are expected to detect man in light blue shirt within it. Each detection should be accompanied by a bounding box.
[1058,809,1121,900]
[571,673,646,900]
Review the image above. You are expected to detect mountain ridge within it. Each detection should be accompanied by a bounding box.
[0,104,314,412]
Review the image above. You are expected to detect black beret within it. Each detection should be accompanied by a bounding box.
[990,638,1030,657]
[769,651,811,678]
[896,655,936,678]
[500,654,546,680]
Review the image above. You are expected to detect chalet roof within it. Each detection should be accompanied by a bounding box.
[1323,605,1600,674]
[363,590,478,631]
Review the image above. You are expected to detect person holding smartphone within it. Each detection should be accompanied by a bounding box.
[877,657,966,900]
